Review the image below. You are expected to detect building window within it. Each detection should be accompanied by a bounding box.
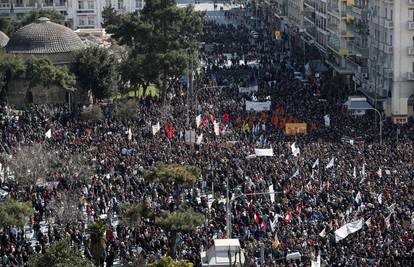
[117,0,123,9]
[79,18,86,25]
[105,0,110,7]
[78,0,84,9]
[88,16,95,25]
[135,0,142,9]
[87,0,94,9]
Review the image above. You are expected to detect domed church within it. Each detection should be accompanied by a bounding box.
[5,17,85,106]
[6,17,84,64]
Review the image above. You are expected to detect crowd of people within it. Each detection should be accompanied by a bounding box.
[0,4,413,267]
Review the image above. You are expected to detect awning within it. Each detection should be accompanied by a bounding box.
[345,100,373,110]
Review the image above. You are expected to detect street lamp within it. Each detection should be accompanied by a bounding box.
[347,100,384,145]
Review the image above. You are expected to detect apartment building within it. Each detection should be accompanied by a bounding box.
[365,0,414,123]
[302,0,329,54]
[0,0,144,29]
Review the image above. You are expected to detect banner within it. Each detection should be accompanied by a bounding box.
[335,219,364,242]
[255,148,274,157]
[239,85,259,94]
[246,101,271,112]
[285,123,307,135]
[185,130,196,144]
[324,114,330,127]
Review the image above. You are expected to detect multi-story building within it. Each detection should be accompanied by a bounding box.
[302,0,329,55]
[364,0,414,123]
[0,0,144,29]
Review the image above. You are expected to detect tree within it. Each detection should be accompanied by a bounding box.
[20,9,65,27]
[73,46,118,100]
[148,256,193,267]
[0,199,33,228]
[106,0,204,103]
[87,221,107,267]
[144,163,202,185]
[0,51,26,101]
[80,104,104,122]
[25,56,76,92]
[28,239,94,267]
[113,99,138,120]
[101,6,121,29]
[49,192,83,226]
[155,211,204,257]
[0,17,17,36]
[3,144,91,188]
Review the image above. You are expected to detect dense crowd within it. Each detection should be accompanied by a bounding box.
[0,5,413,267]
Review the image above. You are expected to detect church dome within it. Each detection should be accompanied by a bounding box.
[5,17,84,54]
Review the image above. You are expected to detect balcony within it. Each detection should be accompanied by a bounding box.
[384,69,393,79]
[408,21,414,30]
[409,0,414,5]
[383,44,393,54]
[382,18,393,29]
[407,72,414,81]
[408,47,414,56]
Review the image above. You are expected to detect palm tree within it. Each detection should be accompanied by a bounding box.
[87,221,107,267]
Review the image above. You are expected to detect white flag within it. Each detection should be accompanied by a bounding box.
[319,228,326,238]
[355,191,362,205]
[311,253,321,267]
[385,170,391,175]
[45,129,52,139]
[290,142,300,157]
[377,168,382,178]
[361,163,366,177]
[255,148,274,157]
[152,122,160,135]
[325,157,335,169]
[269,185,275,203]
[353,166,357,179]
[349,139,354,145]
[270,219,277,232]
[324,114,330,127]
[365,217,373,227]
[388,203,396,214]
[196,115,201,128]
[377,193,383,205]
[385,214,391,229]
[312,158,319,169]
[213,121,220,136]
[127,128,132,140]
[292,169,299,178]
[196,134,203,145]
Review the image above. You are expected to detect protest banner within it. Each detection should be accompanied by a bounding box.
[285,123,307,135]
[255,148,274,157]
[239,85,259,94]
[245,101,271,112]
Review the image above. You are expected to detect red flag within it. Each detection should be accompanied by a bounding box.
[283,187,289,195]
[261,220,267,230]
[165,124,173,139]
[307,239,315,246]
[295,203,302,214]
[283,209,292,223]
[253,212,259,224]
[235,116,242,123]
[222,113,229,121]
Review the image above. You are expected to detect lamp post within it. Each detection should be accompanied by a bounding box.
[369,107,383,145]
